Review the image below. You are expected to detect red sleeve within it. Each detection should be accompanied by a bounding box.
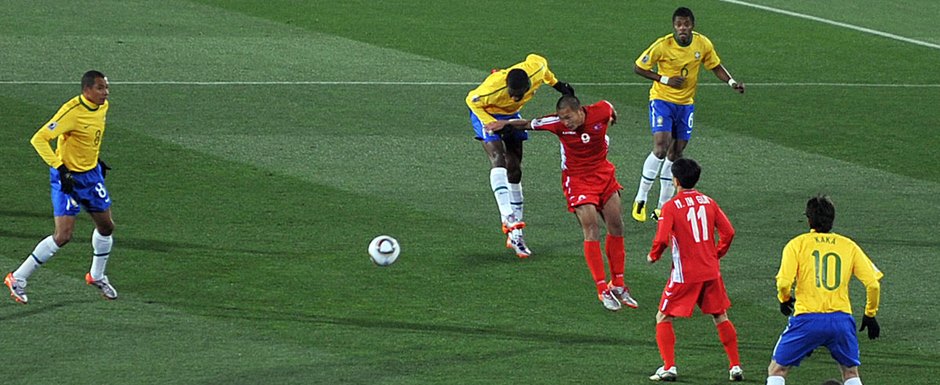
[713,203,735,259]
[531,115,564,134]
[648,203,675,261]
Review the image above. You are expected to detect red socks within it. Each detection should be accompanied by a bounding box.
[606,234,625,287]
[716,320,741,367]
[583,240,607,294]
[655,322,676,369]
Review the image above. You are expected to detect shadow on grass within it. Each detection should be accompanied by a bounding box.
[0,298,95,321]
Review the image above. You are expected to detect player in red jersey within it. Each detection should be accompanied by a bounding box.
[646,158,742,382]
[486,95,638,312]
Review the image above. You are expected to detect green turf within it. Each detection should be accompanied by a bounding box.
[1,1,939,384]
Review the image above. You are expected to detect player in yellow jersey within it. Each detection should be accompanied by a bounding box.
[630,7,745,223]
[766,195,883,385]
[466,54,574,258]
[4,70,118,304]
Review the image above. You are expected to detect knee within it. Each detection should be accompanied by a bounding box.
[53,231,72,246]
[768,361,788,377]
[506,168,522,183]
[97,223,115,236]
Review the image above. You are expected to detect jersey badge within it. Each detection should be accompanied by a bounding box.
[47,122,57,130]
[641,55,649,64]
[593,123,602,131]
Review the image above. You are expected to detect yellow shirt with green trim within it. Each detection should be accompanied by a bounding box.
[30,94,109,172]
[635,32,721,105]
[776,230,883,317]
[466,54,559,125]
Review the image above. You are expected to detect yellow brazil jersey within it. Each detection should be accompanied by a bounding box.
[466,54,559,125]
[776,231,884,317]
[635,32,721,105]
[30,94,109,172]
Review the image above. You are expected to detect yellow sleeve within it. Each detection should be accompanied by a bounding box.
[529,54,558,86]
[466,90,497,125]
[853,247,883,317]
[701,35,722,70]
[30,104,77,168]
[775,238,799,302]
[635,38,663,71]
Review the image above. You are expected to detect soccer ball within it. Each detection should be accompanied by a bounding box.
[368,235,400,266]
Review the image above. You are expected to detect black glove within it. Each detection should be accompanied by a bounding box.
[552,82,575,96]
[98,159,111,179]
[859,316,880,340]
[779,297,795,316]
[57,165,75,194]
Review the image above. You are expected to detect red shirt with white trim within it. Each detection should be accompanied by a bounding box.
[531,100,616,176]
[649,189,735,283]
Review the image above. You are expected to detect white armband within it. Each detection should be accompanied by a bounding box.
[659,75,670,85]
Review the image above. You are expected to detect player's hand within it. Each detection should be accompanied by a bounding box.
[484,121,509,134]
[552,82,575,96]
[779,297,795,316]
[668,76,686,88]
[859,316,880,340]
[98,159,111,179]
[731,81,745,94]
[57,165,75,194]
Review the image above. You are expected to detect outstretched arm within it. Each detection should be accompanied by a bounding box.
[484,119,531,135]
[711,64,745,94]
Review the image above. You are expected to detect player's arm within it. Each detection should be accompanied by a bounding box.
[634,64,684,89]
[853,250,883,317]
[484,119,531,134]
[466,91,498,126]
[710,64,745,94]
[30,107,75,169]
[647,206,674,263]
[775,240,799,303]
[713,204,735,259]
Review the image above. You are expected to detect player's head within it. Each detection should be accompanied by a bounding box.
[671,157,701,189]
[672,7,695,45]
[555,94,585,129]
[506,68,531,102]
[81,70,109,105]
[805,195,835,233]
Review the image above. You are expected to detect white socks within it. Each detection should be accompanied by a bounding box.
[509,183,524,222]
[490,168,514,222]
[13,236,60,280]
[844,378,862,385]
[659,158,676,209]
[90,229,113,281]
[635,152,664,203]
[766,376,785,385]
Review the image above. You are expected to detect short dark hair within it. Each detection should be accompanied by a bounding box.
[556,94,581,111]
[82,70,106,89]
[671,158,701,188]
[805,195,835,233]
[506,68,530,91]
[673,7,695,24]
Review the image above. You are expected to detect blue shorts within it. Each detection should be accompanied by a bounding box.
[649,100,695,141]
[469,110,527,143]
[772,312,861,368]
[50,164,112,216]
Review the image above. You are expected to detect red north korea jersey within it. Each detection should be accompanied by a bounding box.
[649,189,735,283]
[531,101,616,175]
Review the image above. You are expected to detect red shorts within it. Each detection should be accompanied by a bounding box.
[658,276,731,317]
[562,168,622,213]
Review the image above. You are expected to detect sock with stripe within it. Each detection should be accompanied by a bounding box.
[489,168,514,223]
[658,158,675,209]
[716,319,741,367]
[656,321,677,369]
[635,152,663,203]
[90,229,113,281]
[606,234,625,287]
[583,240,607,294]
[509,182,524,222]
[14,235,59,280]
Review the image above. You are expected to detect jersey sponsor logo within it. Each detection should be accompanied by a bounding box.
[47,122,57,130]
[561,131,577,135]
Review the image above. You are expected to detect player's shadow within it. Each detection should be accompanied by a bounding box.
[180,303,654,348]
[0,298,95,321]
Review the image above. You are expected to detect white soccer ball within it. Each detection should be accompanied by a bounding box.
[368,235,400,266]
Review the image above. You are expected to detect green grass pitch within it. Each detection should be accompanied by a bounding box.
[1,1,939,384]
